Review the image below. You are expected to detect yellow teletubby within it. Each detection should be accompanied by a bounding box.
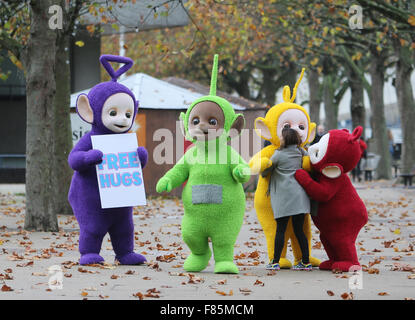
[249,68,321,268]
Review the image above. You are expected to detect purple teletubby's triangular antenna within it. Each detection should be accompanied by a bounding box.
[99,54,133,81]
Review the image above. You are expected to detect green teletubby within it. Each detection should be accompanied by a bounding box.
[156,54,251,274]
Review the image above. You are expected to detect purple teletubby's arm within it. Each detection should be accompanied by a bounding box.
[137,147,148,169]
[68,135,103,172]
[69,149,103,172]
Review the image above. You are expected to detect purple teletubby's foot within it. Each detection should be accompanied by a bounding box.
[116,252,147,265]
[79,253,105,265]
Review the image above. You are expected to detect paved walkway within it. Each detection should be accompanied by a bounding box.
[0,181,414,300]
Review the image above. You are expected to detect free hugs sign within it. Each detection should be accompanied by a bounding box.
[91,133,146,209]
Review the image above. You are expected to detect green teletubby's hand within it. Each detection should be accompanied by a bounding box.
[156,177,173,193]
[232,164,251,183]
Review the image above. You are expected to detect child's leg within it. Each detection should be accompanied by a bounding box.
[273,216,289,263]
[291,214,310,264]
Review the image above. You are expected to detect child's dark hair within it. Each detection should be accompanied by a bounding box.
[280,128,301,148]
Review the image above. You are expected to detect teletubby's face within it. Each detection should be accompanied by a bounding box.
[101,93,135,133]
[188,101,225,141]
[308,133,330,164]
[307,127,364,178]
[277,109,309,145]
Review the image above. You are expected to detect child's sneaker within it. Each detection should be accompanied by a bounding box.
[292,261,313,271]
[266,261,280,270]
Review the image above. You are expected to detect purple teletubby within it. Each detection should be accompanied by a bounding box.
[68,54,148,265]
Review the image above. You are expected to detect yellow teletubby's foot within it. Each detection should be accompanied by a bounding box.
[278,258,292,269]
[294,256,321,267]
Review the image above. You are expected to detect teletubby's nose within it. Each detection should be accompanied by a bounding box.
[199,123,209,133]
[309,144,319,155]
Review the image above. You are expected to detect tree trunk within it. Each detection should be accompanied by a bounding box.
[226,70,251,100]
[323,73,337,130]
[261,68,277,106]
[24,0,59,231]
[308,69,321,125]
[52,32,73,215]
[369,55,391,179]
[395,45,415,175]
[348,71,366,136]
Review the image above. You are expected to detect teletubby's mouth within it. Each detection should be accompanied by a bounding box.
[114,124,127,129]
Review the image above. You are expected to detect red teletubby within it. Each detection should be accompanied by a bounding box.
[295,126,368,272]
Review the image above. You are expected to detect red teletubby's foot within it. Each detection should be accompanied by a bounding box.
[319,260,334,270]
[332,261,360,272]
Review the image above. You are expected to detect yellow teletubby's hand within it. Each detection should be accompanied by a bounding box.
[302,155,312,172]
[249,156,272,175]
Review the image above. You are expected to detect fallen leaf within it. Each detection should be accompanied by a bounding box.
[156,253,176,263]
[1,284,13,292]
[144,288,161,298]
[391,263,415,272]
[254,279,264,286]
[84,287,97,291]
[133,292,144,300]
[17,261,33,267]
[239,288,252,295]
[367,268,380,274]
[215,290,233,296]
[327,290,335,296]
[341,292,354,300]
[378,292,389,296]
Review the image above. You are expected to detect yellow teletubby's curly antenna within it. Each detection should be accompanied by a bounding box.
[282,68,305,103]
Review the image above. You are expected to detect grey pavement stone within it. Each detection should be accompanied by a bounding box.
[0,180,414,300]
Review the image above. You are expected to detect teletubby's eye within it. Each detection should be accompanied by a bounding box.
[192,117,200,125]
[209,118,218,126]
[283,123,290,129]
[125,112,131,119]
[299,124,305,130]
[110,110,117,117]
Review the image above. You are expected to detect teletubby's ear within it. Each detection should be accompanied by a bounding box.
[229,114,245,138]
[308,122,316,143]
[254,117,272,141]
[322,164,343,179]
[349,126,363,142]
[76,94,94,124]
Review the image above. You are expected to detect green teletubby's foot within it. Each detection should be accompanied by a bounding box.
[214,261,239,274]
[183,249,212,272]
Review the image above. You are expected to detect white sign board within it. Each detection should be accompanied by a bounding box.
[91,133,146,209]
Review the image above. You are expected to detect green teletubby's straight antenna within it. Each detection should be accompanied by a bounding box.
[209,54,219,96]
